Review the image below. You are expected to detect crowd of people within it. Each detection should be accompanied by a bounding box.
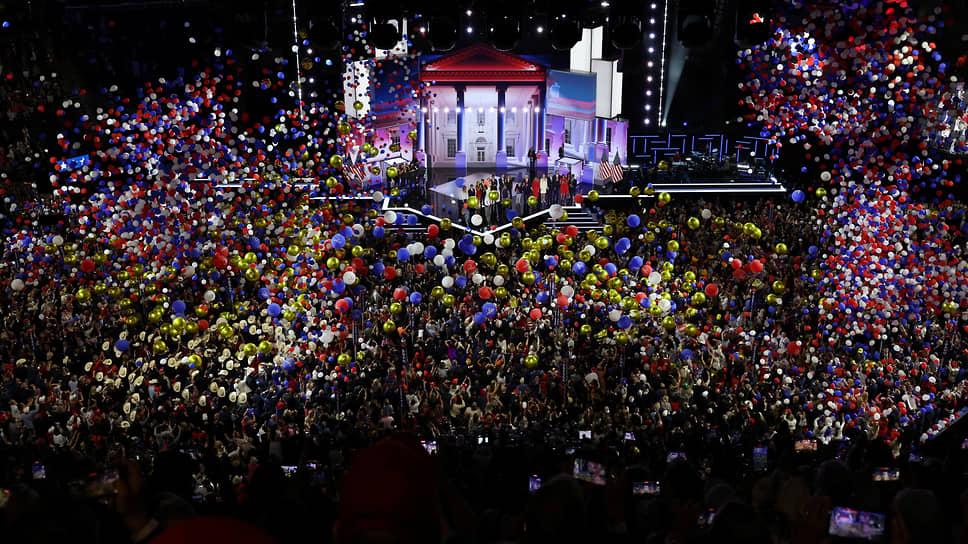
[2,0,968,543]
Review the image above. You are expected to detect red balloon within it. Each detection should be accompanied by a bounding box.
[383,266,397,280]
[198,319,209,331]
[566,225,579,238]
[730,258,742,270]
[212,255,228,269]
[414,264,425,274]
[427,224,439,237]
[705,283,719,297]
[557,294,569,307]
[478,286,492,299]
[750,259,764,273]
[787,342,801,356]
[529,308,542,320]
[463,260,477,273]
[335,299,349,312]
[393,287,408,301]
[574,194,584,204]
[80,258,95,273]
[515,259,530,273]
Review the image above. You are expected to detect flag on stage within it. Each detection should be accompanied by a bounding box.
[342,162,367,184]
[611,152,624,182]
[598,149,614,181]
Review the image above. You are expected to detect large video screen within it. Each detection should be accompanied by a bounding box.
[547,70,597,120]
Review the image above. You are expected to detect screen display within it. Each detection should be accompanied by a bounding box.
[578,430,591,440]
[795,439,817,452]
[547,70,597,120]
[753,446,768,472]
[529,475,542,492]
[421,440,438,455]
[573,459,607,485]
[633,481,660,496]
[828,507,886,541]
[873,468,900,482]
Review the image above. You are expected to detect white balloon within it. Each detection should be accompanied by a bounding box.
[10,279,25,292]
[493,275,505,286]
[700,209,712,220]
[442,276,454,288]
[658,299,672,312]
[471,214,483,226]
[472,273,484,285]
[443,239,456,250]
[561,285,574,297]
[204,290,216,302]
[549,204,564,219]
[433,255,446,267]
[372,191,384,202]
[343,271,357,284]
[384,211,398,224]
[52,235,64,246]
[483,234,495,245]
[584,245,596,256]
[647,271,662,286]
[321,330,335,344]
[609,309,622,322]
[412,242,424,255]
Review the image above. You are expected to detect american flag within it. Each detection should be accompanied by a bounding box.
[610,152,624,182]
[342,162,367,184]
[598,150,615,181]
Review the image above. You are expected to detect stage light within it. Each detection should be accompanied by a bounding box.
[489,15,520,51]
[456,107,461,112]
[549,16,581,50]
[419,27,426,33]
[429,16,457,51]
[467,26,473,34]
[466,9,472,15]
[537,26,544,33]
[444,107,449,112]
[369,20,401,50]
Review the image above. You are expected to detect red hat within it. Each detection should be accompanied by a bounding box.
[337,435,441,544]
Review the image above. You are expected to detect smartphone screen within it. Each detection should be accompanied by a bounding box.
[828,506,886,541]
[578,430,591,440]
[421,440,438,455]
[667,451,687,463]
[624,432,635,441]
[633,481,660,496]
[795,439,817,452]
[31,463,46,480]
[697,508,716,528]
[872,468,900,482]
[752,446,768,473]
[529,475,542,492]
[281,465,298,477]
[573,459,607,485]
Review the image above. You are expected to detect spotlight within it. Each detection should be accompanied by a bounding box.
[429,15,457,51]
[610,17,641,49]
[549,16,581,51]
[368,20,400,50]
[677,0,713,48]
[489,15,520,51]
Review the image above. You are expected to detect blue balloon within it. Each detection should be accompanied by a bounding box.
[410,292,423,304]
[332,234,346,248]
[474,312,486,325]
[629,256,644,270]
[536,291,549,303]
[267,303,282,317]
[332,280,346,294]
[455,276,468,287]
[483,302,498,318]
[618,315,632,329]
[421,205,433,215]
[627,214,641,228]
[605,263,617,275]
[373,226,385,238]
[115,339,130,352]
[282,359,296,372]
[424,246,437,259]
[397,248,410,261]
[791,189,805,203]
[407,214,418,226]
[172,300,186,314]
[258,288,271,300]
[573,261,586,275]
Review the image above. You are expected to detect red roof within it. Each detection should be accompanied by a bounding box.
[420,44,546,83]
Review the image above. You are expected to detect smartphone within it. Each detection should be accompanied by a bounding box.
[828,506,886,541]
[31,463,46,480]
[667,451,687,463]
[477,436,489,445]
[421,440,438,455]
[578,430,591,440]
[697,508,717,528]
[962,438,968,450]
[281,465,298,477]
[529,475,542,492]
[795,439,817,452]
[573,458,607,485]
[624,432,635,441]
[565,447,575,455]
[633,481,660,496]
[872,468,900,482]
[753,446,768,473]
[0,488,9,509]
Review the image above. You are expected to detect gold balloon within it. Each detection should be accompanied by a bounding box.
[386,166,399,178]
[494,287,508,299]
[408,129,418,141]
[658,192,671,204]
[467,196,479,209]
[629,186,641,197]
[258,340,274,354]
[329,154,344,169]
[245,267,261,282]
[525,355,539,368]
[684,324,699,337]
[775,243,788,255]
[383,320,397,334]
[440,218,452,230]
[687,217,700,230]
[442,294,455,307]
[522,272,536,285]
[75,288,91,303]
[588,190,599,202]
[337,121,351,135]
[691,292,706,306]
[772,280,786,294]
[816,187,827,197]
[667,240,679,252]
[353,100,364,111]
[337,353,352,366]
[615,331,629,344]
[152,340,168,353]
[219,325,235,339]
[390,302,403,314]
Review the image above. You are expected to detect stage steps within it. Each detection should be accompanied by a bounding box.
[542,207,600,231]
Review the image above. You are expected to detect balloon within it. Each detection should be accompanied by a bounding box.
[549,205,564,219]
[705,283,719,297]
[791,189,805,203]
[172,300,187,314]
[474,312,486,325]
[393,287,408,301]
[529,308,542,320]
[647,271,662,286]
[627,214,640,227]
[80,258,95,273]
[479,286,492,299]
[10,279,24,292]
[442,276,454,288]
[115,339,130,352]
[658,192,671,204]
[267,303,281,317]
[750,260,764,273]
[687,217,700,230]
[410,292,423,304]
[397,248,410,261]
